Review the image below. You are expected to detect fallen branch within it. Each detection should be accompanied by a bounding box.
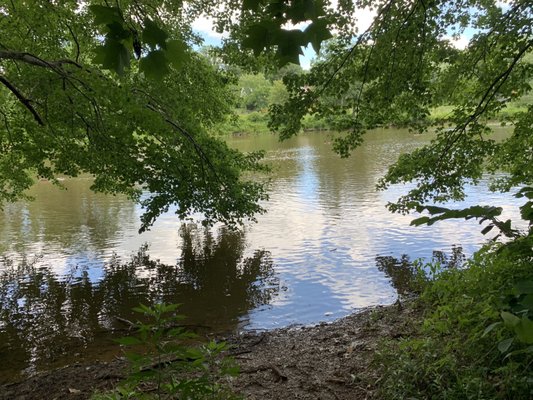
[114,316,136,330]
[242,364,288,382]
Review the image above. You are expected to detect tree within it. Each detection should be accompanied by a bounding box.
[3,1,533,236]
[0,1,267,232]
[221,0,533,237]
[269,79,289,105]
[237,73,272,110]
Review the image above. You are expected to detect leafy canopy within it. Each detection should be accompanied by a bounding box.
[2,0,533,235]
[0,1,268,231]
[222,0,533,237]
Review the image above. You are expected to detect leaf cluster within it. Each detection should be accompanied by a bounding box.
[93,303,240,400]
[0,0,268,231]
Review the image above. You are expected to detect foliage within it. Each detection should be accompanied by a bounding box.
[236,0,333,66]
[92,303,240,400]
[0,1,268,231]
[237,74,272,111]
[377,243,533,399]
[235,0,533,232]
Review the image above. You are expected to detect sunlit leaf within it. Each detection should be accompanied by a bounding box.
[501,311,520,328]
[515,317,533,344]
[94,40,130,75]
[482,321,501,337]
[115,336,142,346]
[165,39,188,68]
[498,337,514,353]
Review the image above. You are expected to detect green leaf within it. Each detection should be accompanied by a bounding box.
[115,336,142,346]
[482,321,501,337]
[124,351,145,363]
[94,40,130,75]
[161,303,179,313]
[275,29,306,66]
[501,311,521,328]
[410,216,430,226]
[185,347,204,359]
[242,22,275,56]
[498,337,514,353]
[520,201,533,222]
[242,0,262,11]
[132,303,153,315]
[165,39,187,68]
[105,21,132,42]
[140,50,170,80]
[423,205,451,214]
[515,281,533,294]
[142,19,168,50]
[303,19,332,53]
[515,317,533,344]
[222,364,240,376]
[505,345,533,359]
[515,187,533,199]
[520,294,533,309]
[480,224,494,235]
[89,5,122,26]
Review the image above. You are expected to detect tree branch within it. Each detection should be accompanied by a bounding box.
[0,50,82,70]
[0,75,44,125]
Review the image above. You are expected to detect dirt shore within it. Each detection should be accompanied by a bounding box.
[1,302,419,400]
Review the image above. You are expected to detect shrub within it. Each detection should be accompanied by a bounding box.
[92,303,240,400]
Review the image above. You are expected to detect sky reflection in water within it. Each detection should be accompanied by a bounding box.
[0,127,524,381]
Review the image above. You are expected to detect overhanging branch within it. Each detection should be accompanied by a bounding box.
[0,50,82,70]
[0,75,44,125]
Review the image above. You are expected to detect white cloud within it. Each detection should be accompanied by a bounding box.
[192,15,227,40]
[353,7,377,32]
[445,35,470,50]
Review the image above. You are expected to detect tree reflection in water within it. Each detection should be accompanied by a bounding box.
[0,224,278,383]
[376,245,466,296]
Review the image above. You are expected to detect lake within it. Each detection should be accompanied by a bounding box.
[0,128,522,382]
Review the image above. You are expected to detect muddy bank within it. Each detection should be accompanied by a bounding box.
[1,302,419,400]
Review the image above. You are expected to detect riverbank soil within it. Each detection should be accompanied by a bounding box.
[0,302,419,400]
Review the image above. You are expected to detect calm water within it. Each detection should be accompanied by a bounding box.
[0,128,523,382]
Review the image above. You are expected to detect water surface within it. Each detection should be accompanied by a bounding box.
[0,128,522,382]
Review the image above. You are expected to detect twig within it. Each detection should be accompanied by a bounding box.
[115,316,136,329]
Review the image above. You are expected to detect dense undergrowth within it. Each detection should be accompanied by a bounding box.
[377,238,533,399]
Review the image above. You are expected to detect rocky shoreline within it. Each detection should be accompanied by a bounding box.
[1,302,419,400]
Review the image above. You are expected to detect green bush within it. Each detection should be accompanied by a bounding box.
[92,303,240,400]
[377,242,533,399]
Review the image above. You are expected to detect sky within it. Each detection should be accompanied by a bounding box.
[190,3,490,70]
[191,6,378,69]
